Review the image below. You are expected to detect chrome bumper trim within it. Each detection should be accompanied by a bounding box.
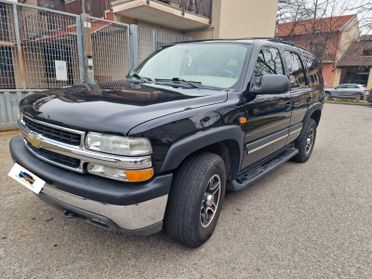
[19,115,152,173]
[40,184,168,230]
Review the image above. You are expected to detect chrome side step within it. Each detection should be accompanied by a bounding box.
[229,148,299,191]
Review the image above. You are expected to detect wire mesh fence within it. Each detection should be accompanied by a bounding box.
[0,3,16,89]
[90,17,129,82]
[0,1,193,89]
[17,5,81,88]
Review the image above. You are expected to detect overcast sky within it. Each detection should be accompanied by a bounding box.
[281,0,372,34]
[328,0,371,33]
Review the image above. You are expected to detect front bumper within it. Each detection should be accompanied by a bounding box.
[9,136,173,235]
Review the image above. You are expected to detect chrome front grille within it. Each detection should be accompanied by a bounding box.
[20,114,86,172]
[28,145,81,169]
[23,117,81,146]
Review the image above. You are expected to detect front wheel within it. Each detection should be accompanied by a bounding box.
[292,118,317,163]
[165,153,226,247]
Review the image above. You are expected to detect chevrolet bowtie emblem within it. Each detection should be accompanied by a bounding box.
[27,134,42,149]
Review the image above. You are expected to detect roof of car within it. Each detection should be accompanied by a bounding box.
[177,38,308,49]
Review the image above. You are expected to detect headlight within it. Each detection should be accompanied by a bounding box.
[85,133,152,156]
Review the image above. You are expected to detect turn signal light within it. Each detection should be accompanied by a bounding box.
[125,168,154,182]
[239,116,248,124]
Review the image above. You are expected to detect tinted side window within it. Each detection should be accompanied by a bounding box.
[284,50,307,88]
[254,47,284,85]
[303,53,322,87]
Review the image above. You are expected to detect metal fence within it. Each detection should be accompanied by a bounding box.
[0,3,16,89]
[90,17,130,82]
[0,89,38,130]
[0,0,193,129]
[0,1,82,89]
[18,5,82,89]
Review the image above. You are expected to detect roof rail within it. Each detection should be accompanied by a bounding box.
[269,37,296,46]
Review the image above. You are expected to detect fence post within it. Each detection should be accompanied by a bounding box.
[12,3,26,89]
[152,29,157,52]
[128,24,139,69]
[80,13,95,83]
[76,16,86,84]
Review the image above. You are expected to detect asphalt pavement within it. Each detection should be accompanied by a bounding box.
[0,104,371,279]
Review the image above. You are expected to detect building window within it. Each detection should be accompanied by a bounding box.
[362,48,372,56]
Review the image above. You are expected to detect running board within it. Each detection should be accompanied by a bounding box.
[229,148,299,191]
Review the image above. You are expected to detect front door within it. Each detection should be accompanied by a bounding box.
[241,46,292,169]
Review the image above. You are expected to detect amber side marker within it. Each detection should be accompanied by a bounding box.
[125,168,154,182]
[239,117,248,124]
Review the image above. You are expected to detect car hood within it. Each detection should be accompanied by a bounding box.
[20,81,228,135]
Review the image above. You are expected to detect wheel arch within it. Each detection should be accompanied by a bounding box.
[305,102,323,127]
[160,126,244,180]
[310,109,322,126]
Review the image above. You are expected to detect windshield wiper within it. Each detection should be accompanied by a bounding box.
[155,77,202,89]
[128,73,153,82]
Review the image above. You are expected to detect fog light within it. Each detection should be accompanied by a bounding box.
[87,164,154,182]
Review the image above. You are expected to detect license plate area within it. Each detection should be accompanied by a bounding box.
[8,163,46,194]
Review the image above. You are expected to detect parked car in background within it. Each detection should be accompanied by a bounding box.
[325,84,369,101]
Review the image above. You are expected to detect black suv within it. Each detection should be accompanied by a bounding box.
[10,39,324,247]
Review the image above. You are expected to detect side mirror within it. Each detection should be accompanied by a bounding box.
[251,74,290,94]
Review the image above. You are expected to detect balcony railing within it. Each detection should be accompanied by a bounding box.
[38,0,111,18]
[111,0,212,19]
[38,0,212,20]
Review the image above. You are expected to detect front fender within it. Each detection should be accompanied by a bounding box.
[160,125,244,173]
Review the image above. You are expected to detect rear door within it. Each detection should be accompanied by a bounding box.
[241,46,291,169]
[282,48,310,136]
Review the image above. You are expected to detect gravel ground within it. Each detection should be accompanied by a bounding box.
[0,104,371,279]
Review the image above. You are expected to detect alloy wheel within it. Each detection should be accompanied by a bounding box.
[200,174,222,228]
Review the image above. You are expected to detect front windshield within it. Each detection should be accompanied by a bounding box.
[132,43,250,89]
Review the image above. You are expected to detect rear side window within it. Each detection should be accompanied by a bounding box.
[284,50,307,88]
[253,47,284,85]
[303,53,323,87]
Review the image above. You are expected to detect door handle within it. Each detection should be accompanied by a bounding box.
[306,96,312,105]
[285,101,292,111]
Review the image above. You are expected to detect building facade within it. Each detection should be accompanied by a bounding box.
[2,0,278,90]
[31,0,278,39]
[276,15,360,87]
[337,35,372,88]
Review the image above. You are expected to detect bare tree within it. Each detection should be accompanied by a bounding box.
[276,0,372,60]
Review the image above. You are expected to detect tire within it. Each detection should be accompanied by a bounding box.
[325,92,331,100]
[165,152,226,247]
[355,94,363,101]
[292,118,317,163]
